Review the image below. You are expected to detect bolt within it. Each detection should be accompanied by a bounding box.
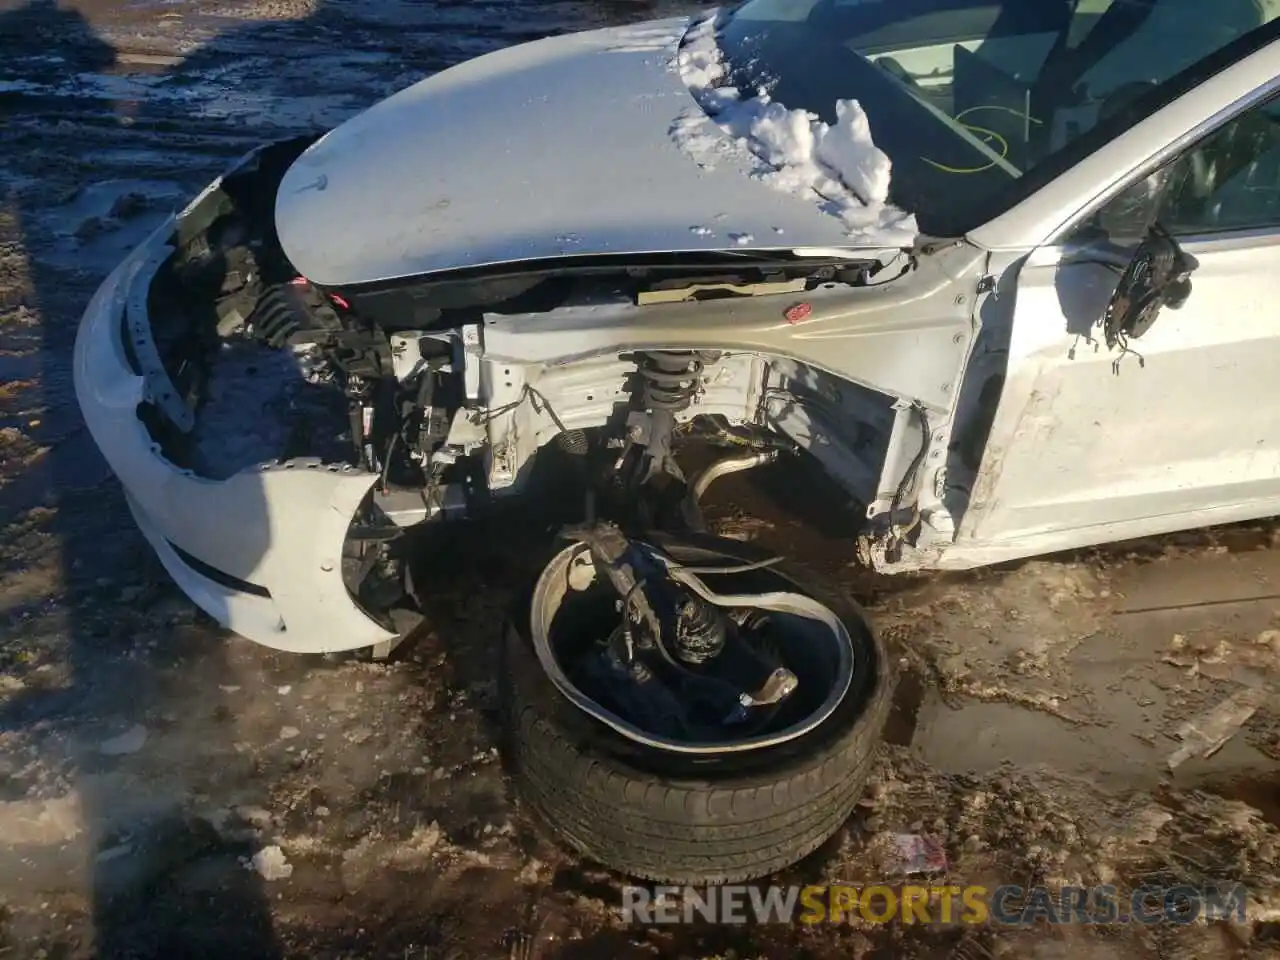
[954,295,966,305]
[320,561,334,572]
[941,383,953,393]
[953,332,965,344]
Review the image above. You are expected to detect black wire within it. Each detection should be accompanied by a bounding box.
[378,428,400,493]
[526,383,569,435]
[889,402,931,530]
[468,382,570,437]
[469,389,528,425]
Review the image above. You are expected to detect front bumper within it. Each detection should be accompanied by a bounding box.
[72,223,396,654]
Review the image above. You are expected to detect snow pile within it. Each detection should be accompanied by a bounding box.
[673,14,731,95]
[249,845,293,881]
[815,101,893,208]
[672,11,917,243]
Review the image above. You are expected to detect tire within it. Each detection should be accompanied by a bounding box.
[499,534,894,884]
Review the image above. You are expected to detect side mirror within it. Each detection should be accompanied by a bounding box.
[1102,222,1198,350]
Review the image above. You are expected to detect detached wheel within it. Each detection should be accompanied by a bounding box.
[500,533,893,884]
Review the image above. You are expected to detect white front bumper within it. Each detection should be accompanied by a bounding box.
[73,228,396,654]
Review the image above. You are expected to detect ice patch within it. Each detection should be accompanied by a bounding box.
[98,724,148,757]
[671,10,917,244]
[40,179,184,272]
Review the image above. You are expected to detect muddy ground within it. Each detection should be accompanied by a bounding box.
[2,1,1280,957]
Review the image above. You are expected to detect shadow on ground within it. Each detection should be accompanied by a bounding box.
[0,3,311,954]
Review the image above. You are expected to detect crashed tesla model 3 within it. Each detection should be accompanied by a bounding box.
[74,0,1280,881]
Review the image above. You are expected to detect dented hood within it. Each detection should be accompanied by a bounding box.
[274,16,863,287]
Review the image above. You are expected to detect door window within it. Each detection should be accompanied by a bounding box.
[1079,92,1280,242]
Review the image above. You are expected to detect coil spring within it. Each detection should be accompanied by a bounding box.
[635,351,705,412]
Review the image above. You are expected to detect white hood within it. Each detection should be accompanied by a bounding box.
[274,16,871,286]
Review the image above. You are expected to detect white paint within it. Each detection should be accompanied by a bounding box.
[951,229,1280,567]
[275,16,898,286]
[72,243,395,654]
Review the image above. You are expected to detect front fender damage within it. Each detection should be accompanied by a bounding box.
[474,241,985,569]
[91,126,985,654]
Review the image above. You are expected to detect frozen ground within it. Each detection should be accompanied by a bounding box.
[2,1,1280,958]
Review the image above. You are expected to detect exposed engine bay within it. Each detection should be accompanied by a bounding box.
[129,138,975,667]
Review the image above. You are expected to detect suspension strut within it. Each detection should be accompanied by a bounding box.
[625,350,712,483]
[637,351,706,412]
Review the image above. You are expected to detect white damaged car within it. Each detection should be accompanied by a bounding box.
[76,0,1280,881]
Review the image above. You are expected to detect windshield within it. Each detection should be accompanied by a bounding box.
[718,0,1280,236]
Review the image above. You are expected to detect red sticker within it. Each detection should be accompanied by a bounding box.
[784,302,812,324]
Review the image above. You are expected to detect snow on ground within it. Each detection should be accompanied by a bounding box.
[671,10,918,244]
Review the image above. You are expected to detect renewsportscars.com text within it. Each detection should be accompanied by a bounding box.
[621,883,1249,926]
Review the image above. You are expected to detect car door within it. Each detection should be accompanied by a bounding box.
[960,89,1280,553]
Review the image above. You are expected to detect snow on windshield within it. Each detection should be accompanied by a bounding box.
[672,10,917,244]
